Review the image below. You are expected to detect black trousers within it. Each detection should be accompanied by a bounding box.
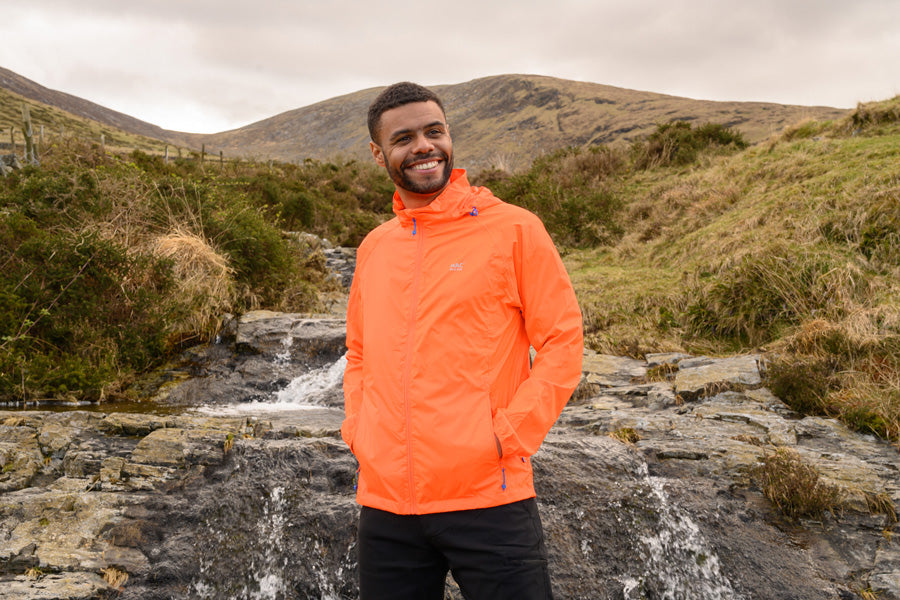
[358,498,553,600]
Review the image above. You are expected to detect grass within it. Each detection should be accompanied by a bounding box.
[752,447,842,520]
[555,96,900,447]
[1,88,175,156]
[609,427,641,444]
[0,140,388,403]
[101,567,129,589]
[3,87,899,450]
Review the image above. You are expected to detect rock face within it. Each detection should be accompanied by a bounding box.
[145,311,348,407]
[1,315,898,599]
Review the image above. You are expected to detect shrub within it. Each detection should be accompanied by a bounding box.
[485,146,625,247]
[0,224,174,401]
[633,120,748,169]
[752,447,842,520]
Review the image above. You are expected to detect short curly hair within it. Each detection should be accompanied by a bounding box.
[367,82,446,143]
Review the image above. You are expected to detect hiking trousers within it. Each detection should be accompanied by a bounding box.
[357,498,553,600]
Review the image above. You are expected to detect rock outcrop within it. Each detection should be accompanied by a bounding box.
[1,314,898,599]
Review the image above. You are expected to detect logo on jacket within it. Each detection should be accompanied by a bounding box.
[449,262,464,272]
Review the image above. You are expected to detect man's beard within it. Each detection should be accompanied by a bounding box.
[387,151,454,195]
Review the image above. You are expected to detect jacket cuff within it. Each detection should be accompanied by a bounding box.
[493,411,525,457]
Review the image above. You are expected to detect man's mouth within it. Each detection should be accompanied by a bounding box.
[409,160,440,171]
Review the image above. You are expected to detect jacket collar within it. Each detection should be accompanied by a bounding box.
[392,169,497,228]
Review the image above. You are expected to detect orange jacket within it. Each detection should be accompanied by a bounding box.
[341,169,583,515]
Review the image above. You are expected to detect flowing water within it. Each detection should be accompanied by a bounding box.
[194,354,347,417]
[626,462,742,599]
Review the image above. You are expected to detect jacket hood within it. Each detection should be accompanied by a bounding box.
[392,169,501,228]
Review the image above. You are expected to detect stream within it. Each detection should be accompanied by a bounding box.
[2,312,898,599]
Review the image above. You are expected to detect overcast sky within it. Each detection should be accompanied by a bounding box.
[4,0,899,134]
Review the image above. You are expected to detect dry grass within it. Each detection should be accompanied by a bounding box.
[101,566,129,589]
[609,427,641,444]
[752,447,842,520]
[152,227,235,338]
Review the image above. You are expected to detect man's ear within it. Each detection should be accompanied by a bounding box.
[370,141,385,167]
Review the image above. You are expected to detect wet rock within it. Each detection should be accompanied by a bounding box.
[234,311,346,360]
[0,572,112,600]
[323,246,357,289]
[144,314,347,407]
[2,319,900,599]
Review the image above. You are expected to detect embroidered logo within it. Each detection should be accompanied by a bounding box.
[449,262,464,272]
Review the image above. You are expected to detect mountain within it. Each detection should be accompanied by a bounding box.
[0,66,186,143]
[1,68,850,171]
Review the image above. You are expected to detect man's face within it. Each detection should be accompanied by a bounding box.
[370,101,453,199]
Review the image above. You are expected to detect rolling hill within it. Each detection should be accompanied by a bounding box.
[1,67,850,171]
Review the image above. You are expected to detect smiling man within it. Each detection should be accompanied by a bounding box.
[341,82,584,600]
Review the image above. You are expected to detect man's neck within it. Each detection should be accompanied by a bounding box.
[397,187,445,210]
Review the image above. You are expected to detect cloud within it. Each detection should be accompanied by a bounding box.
[3,0,898,132]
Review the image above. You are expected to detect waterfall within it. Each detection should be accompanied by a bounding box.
[626,462,743,600]
[195,354,347,415]
[273,354,347,405]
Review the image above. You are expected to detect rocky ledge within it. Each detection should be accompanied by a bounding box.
[1,316,898,599]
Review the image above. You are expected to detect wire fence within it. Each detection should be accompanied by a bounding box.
[1,102,239,171]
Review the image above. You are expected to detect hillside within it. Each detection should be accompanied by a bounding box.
[1,68,849,171]
[0,66,191,144]
[0,83,179,156]
[186,74,850,171]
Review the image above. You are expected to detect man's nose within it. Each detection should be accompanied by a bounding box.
[411,133,434,154]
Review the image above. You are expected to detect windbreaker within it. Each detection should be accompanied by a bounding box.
[341,169,583,515]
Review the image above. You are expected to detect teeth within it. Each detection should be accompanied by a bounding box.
[411,161,439,170]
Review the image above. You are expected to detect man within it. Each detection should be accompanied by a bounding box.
[341,81,583,600]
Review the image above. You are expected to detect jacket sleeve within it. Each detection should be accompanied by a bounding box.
[341,260,364,453]
[492,218,584,457]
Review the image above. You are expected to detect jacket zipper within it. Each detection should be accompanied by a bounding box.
[402,216,424,511]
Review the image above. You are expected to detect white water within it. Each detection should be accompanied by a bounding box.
[194,354,347,416]
[627,462,743,600]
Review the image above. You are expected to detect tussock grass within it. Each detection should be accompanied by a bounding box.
[558,96,900,446]
[152,228,235,340]
[101,566,129,589]
[752,447,842,520]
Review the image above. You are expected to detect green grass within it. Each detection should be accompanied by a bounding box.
[0,140,390,403]
[2,91,898,449]
[557,96,900,446]
[1,87,174,155]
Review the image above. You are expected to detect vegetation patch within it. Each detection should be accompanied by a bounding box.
[0,141,388,403]
[752,447,842,520]
[609,427,641,444]
[631,120,748,169]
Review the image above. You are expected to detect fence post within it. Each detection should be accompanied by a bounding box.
[201,143,206,165]
[220,150,223,170]
[9,127,14,156]
[164,145,169,164]
[100,134,105,153]
[21,104,36,165]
